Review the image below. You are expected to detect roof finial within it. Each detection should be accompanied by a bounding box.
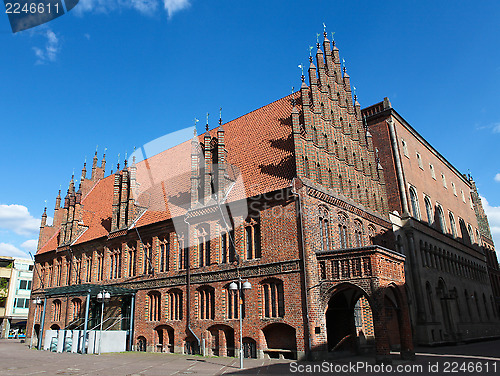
[308,46,313,62]
[298,64,304,77]
[219,107,222,127]
[316,33,320,49]
[194,118,199,136]
[342,58,346,74]
[353,86,357,101]
[95,144,98,155]
[206,112,209,132]
[323,22,327,38]
[117,153,120,170]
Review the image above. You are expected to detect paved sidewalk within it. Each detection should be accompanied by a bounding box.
[1,339,499,375]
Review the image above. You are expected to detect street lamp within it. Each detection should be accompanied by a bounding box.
[97,290,110,355]
[229,277,252,369]
[30,297,42,349]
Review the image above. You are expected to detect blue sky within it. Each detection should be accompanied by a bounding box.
[0,0,499,259]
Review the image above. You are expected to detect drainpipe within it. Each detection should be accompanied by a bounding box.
[291,180,312,359]
[128,294,135,351]
[38,297,47,350]
[82,289,91,353]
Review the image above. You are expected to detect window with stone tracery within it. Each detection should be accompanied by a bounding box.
[245,219,261,260]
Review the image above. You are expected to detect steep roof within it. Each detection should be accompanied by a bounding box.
[36,92,299,254]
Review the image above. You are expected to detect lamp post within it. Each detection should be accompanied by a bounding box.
[229,277,251,369]
[97,290,110,355]
[30,297,42,349]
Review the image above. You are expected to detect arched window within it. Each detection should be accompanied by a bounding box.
[467,224,475,244]
[261,279,284,318]
[339,174,344,194]
[52,299,61,322]
[245,219,261,260]
[168,289,183,320]
[159,236,170,273]
[304,157,310,178]
[316,163,322,184]
[143,241,153,275]
[197,225,211,267]
[424,196,433,225]
[220,229,235,264]
[85,254,92,283]
[409,187,420,219]
[448,212,457,237]
[148,291,161,321]
[319,206,330,252]
[313,127,318,145]
[227,284,245,320]
[338,213,348,248]
[436,205,446,233]
[110,248,121,279]
[71,298,81,322]
[328,169,334,189]
[324,134,329,151]
[177,234,187,270]
[354,220,363,247]
[198,286,215,320]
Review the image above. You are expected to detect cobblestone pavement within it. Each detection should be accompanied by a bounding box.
[1,339,499,375]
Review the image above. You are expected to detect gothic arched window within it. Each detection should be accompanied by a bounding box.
[409,187,420,220]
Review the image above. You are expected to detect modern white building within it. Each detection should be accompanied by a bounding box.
[0,256,34,338]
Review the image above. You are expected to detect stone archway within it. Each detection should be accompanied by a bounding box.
[154,325,174,353]
[136,336,147,352]
[206,324,235,357]
[325,283,374,354]
[262,323,297,359]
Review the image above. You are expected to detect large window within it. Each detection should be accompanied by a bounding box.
[354,221,363,247]
[262,279,284,318]
[245,220,261,260]
[110,249,121,279]
[168,289,183,320]
[127,243,136,277]
[97,252,104,281]
[71,298,81,322]
[409,187,420,219]
[19,280,32,290]
[220,229,235,264]
[338,213,348,248]
[198,287,215,320]
[85,255,92,283]
[449,212,457,237]
[159,237,170,273]
[436,205,446,233]
[177,235,187,270]
[53,299,61,322]
[424,196,433,225]
[319,207,330,252]
[148,292,161,321]
[143,241,153,275]
[227,285,245,319]
[197,225,211,267]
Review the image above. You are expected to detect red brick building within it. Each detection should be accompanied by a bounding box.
[363,99,500,345]
[27,33,418,362]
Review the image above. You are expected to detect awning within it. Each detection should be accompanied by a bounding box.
[40,284,136,298]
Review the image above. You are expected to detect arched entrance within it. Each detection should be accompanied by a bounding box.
[262,323,297,359]
[50,324,60,330]
[136,336,147,352]
[206,325,235,357]
[384,288,401,350]
[243,337,257,358]
[33,324,40,347]
[154,325,174,353]
[184,335,200,355]
[325,283,374,354]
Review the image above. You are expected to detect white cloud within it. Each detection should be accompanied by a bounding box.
[21,239,38,253]
[162,0,190,17]
[75,0,188,17]
[493,123,500,134]
[33,29,60,64]
[480,196,500,254]
[0,243,30,258]
[495,173,500,182]
[0,204,41,236]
